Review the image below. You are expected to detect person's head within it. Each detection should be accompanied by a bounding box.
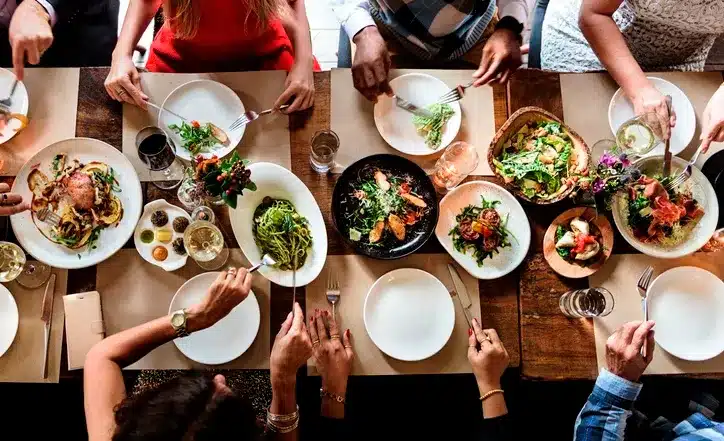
[164,0,288,39]
[112,373,260,441]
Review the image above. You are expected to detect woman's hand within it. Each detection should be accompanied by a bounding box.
[472,28,522,86]
[468,318,509,394]
[605,320,655,382]
[274,60,315,113]
[0,183,30,216]
[271,303,314,383]
[309,310,354,396]
[186,268,252,331]
[104,54,148,108]
[701,84,724,153]
[630,85,676,141]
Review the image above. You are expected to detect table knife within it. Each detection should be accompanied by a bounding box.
[663,95,673,177]
[447,264,473,329]
[394,95,433,118]
[41,273,56,379]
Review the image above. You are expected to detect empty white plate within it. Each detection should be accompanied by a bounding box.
[374,73,462,156]
[364,268,455,361]
[0,284,18,358]
[609,77,696,157]
[648,266,724,361]
[169,272,260,365]
[160,79,244,161]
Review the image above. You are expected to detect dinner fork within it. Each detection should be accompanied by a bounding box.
[229,104,289,132]
[436,80,474,105]
[0,78,19,108]
[665,144,704,191]
[637,265,654,357]
[326,273,340,320]
[36,207,61,227]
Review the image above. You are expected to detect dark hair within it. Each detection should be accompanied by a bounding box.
[112,373,260,441]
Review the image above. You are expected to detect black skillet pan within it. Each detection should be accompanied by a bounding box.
[702,150,724,228]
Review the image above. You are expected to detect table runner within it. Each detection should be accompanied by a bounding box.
[306,254,481,376]
[589,253,724,375]
[95,249,271,370]
[0,268,67,383]
[330,68,496,175]
[0,68,79,176]
[122,71,291,180]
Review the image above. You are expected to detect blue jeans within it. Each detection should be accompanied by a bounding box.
[338,28,353,68]
[528,0,550,69]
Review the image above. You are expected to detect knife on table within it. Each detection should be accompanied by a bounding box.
[447,263,474,330]
[394,95,433,118]
[41,273,56,379]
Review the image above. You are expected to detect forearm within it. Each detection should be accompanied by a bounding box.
[497,0,535,26]
[283,0,314,64]
[320,379,347,419]
[113,0,162,59]
[269,376,299,441]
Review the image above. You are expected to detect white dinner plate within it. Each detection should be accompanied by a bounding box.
[134,199,191,272]
[364,268,455,361]
[230,162,327,287]
[609,77,696,157]
[374,73,462,156]
[648,266,724,361]
[169,272,260,365]
[0,68,28,145]
[435,181,531,279]
[10,138,143,269]
[0,284,18,358]
[159,80,244,161]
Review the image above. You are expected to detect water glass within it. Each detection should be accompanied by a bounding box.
[559,287,615,318]
[135,126,184,190]
[431,141,479,194]
[310,130,339,173]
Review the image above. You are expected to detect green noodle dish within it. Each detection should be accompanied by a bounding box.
[252,197,312,271]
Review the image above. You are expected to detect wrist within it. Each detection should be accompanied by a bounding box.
[477,380,502,395]
[112,48,134,61]
[353,26,381,45]
[271,373,297,391]
[185,304,212,332]
[322,379,348,396]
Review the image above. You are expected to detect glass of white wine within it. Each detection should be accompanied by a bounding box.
[183,220,229,271]
[615,112,667,156]
[0,241,52,287]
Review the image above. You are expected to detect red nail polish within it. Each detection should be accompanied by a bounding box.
[324,310,329,317]
[345,329,350,337]
[468,328,473,336]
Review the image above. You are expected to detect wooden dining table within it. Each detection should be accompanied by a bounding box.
[1,67,722,383]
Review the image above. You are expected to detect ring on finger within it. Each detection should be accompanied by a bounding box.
[344,345,352,349]
[330,334,340,340]
[116,88,125,95]
[312,339,320,346]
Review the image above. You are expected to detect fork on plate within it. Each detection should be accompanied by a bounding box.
[0,78,19,108]
[229,104,289,132]
[36,207,61,227]
[436,80,474,105]
[326,273,340,320]
[636,265,654,356]
[665,144,704,191]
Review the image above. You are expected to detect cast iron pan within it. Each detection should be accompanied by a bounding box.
[331,154,439,259]
[702,150,724,228]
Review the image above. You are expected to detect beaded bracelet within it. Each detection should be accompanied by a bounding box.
[479,389,504,401]
[320,387,346,403]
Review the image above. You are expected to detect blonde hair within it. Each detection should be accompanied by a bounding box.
[164,0,289,39]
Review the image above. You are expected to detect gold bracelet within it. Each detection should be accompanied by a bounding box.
[266,416,299,434]
[267,405,299,423]
[320,387,346,404]
[479,389,504,401]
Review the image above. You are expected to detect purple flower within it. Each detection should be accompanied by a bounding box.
[593,177,606,194]
[599,152,619,168]
[619,154,631,168]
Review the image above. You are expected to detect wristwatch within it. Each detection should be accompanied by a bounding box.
[170,309,190,338]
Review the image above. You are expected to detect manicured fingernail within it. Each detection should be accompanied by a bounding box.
[310,315,314,322]
[324,310,329,317]
[346,329,351,337]
[468,328,473,336]
[472,318,478,325]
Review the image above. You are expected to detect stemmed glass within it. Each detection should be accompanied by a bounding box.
[183,220,229,271]
[0,241,51,288]
[135,126,185,190]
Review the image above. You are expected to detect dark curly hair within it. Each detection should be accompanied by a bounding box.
[112,373,261,441]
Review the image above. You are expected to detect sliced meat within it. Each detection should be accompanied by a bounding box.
[400,192,427,208]
[482,235,500,252]
[64,171,95,210]
[643,178,668,200]
[459,219,480,241]
[369,220,385,243]
[374,170,390,191]
[388,214,406,241]
[479,208,500,228]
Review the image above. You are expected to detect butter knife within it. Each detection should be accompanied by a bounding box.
[394,95,433,118]
[447,264,473,329]
[41,273,56,379]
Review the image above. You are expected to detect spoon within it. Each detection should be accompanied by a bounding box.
[146,101,229,145]
[248,254,276,273]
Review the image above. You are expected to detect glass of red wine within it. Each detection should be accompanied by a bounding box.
[136,126,184,190]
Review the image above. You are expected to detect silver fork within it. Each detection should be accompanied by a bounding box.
[636,265,654,356]
[229,104,289,132]
[326,273,340,320]
[436,80,474,105]
[36,207,61,227]
[665,145,704,191]
[0,78,19,108]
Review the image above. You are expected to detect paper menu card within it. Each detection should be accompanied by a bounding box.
[589,253,724,375]
[306,254,481,376]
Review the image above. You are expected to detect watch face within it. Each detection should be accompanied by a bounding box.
[171,312,185,327]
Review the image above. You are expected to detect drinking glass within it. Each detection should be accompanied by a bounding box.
[309,130,339,173]
[0,242,51,287]
[183,220,229,270]
[614,112,667,156]
[136,126,184,190]
[559,287,615,318]
[431,141,479,194]
[701,228,724,253]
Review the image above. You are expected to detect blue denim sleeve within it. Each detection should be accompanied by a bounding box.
[573,369,643,441]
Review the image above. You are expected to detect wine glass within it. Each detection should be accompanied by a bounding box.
[136,126,185,190]
[183,220,229,270]
[0,241,51,288]
[614,112,667,156]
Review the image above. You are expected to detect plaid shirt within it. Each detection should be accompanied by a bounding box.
[575,369,724,441]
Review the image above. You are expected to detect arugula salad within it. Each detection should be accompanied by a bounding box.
[412,103,455,150]
[449,196,513,267]
[169,120,228,155]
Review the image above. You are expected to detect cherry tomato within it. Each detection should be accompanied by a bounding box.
[399,182,411,194]
[191,120,201,128]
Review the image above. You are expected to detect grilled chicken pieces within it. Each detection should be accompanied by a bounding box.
[388,214,406,240]
[374,170,390,191]
[400,192,427,208]
[369,220,385,243]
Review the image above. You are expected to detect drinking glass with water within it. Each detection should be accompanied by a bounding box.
[559,287,614,318]
[309,130,339,173]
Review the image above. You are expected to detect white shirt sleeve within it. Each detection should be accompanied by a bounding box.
[35,0,58,27]
[327,0,376,39]
[497,0,535,26]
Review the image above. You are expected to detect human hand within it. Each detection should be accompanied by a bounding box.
[9,0,53,81]
[700,84,724,153]
[308,309,354,396]
[0,183,30,216]
[271,303,313,384]
[352,26,392,102]
[605,320,655,382]
[274,59,315,113]
[472,28,522,87]
[468,318,509,393]
[104,54,148,108]
[186,267,252,331]
[630,85,676,141]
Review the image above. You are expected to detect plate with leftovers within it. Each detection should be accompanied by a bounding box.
[11,138,142,269]
[363,268,455,361]
[0,283,18,358]
[543,207,613,279]
[647,266,724,361]
[159,79,243,161]
[489,107,591,204]
[436,181,530,279]
[169,272,260,365]
[0,68,29,145]
[134,199,192,272]
[611,156,718,258]
[230,162,327,287]
[373,73,461,155]
[609,77,695,157]
[332,154,439,260]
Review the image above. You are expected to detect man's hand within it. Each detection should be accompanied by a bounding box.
[0,183,30,216]
[472,28,522,87]
[186,268,252,331]
[605,320,655,382]
[701,84,724,153]
[352,26,392,102]
[9,0,53,81]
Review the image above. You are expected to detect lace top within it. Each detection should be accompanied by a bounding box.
[540,0,724,72]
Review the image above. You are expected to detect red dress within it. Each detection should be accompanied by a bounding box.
[147,0,319,73]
